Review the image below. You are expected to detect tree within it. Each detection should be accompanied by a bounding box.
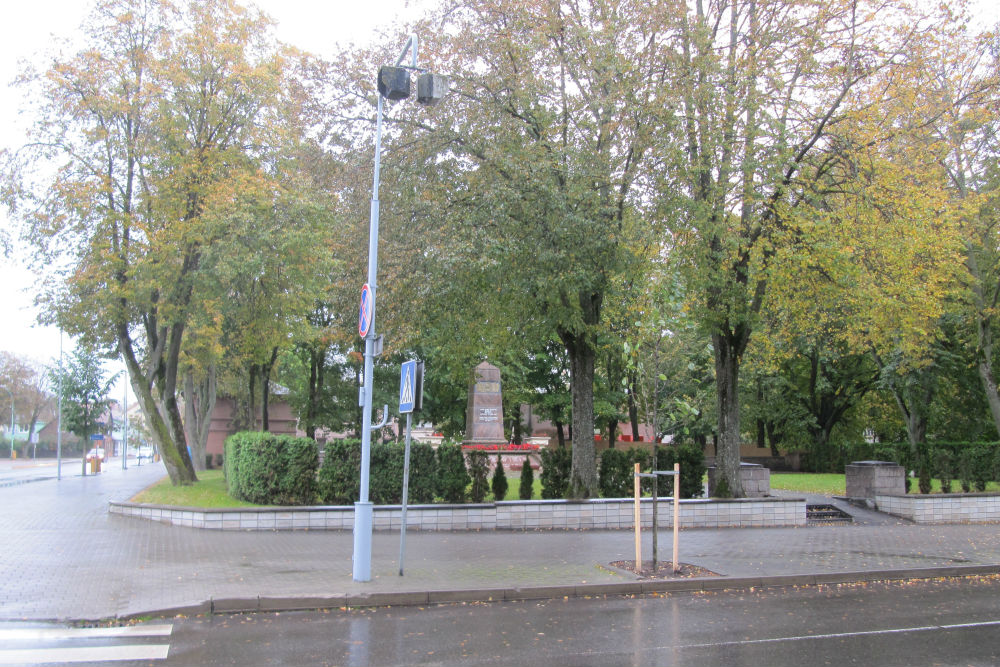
[0,352,52,453]
[367,0,675,498]
[3,0,307,484]
[666,0,966,495]
[50,347,114,474]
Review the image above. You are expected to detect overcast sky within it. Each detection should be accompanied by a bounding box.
[1,0,998,378]
[0,0,430,377]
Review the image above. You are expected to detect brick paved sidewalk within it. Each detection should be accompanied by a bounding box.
[3,464,1000,622]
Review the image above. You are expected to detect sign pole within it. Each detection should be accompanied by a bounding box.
[399,411,412,576]
[398,360,422,576]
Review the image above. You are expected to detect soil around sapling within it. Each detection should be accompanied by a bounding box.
[610,560,720,579]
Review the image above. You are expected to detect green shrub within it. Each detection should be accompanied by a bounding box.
[223,431,318,505]
[540,447,572,499]
[959,448,974,493]
[317,439,362,505]
[518,455,534,500]
[437,443,470,503]
[491,454,508,501]
[934,447,954,494]
[656,444,707,499]
[972,444,992,492]
[406,443,438,504]
[468,450,489,503]
[599,448,633,498]
[370,443,404,504]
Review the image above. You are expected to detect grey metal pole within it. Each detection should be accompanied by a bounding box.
[399,411,413,576]
[121,367,127,471]
[353,33,421,584]
[5,388,13,459]
[57,331,62,480]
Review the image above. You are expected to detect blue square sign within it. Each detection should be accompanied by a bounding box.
[399,360,423,414]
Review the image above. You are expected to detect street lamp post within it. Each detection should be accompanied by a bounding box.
[354,34,447,583]
[4,388,13,459]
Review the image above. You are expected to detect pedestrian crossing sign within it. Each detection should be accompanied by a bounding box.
[399,360,424,414]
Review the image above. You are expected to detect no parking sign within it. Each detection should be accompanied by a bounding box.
[358,283,373,338]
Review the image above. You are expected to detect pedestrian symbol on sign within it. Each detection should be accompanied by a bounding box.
[398,360,423,414]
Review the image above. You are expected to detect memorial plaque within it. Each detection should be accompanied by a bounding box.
[464,361,506,445]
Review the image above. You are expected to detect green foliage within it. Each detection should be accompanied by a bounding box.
[934,448,954,494]
[436,443,470,504]
[518,455,534,501]
[918,447,933,495]
[491,454,508,502]
[316,439,439,505]
[598,448,634,499]
[656,444,707,499]
[540,447,572,499]
[224,432,318,505]
[406,443,439,505]
[49,347,115,442]
[467,450,489,503]
[317,439,362,505]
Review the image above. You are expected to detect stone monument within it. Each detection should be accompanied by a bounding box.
[464,362,506,445]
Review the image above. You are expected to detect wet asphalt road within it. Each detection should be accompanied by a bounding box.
[4,575,999,666]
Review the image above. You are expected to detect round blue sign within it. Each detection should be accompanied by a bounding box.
[359,283,373,337]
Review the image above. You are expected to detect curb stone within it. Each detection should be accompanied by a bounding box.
[116,564,1000,622]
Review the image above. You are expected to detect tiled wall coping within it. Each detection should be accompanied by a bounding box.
[109,496,806,531]
[875,493,1000,524]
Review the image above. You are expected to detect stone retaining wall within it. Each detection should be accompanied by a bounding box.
[109,496,806,531]
[875,493,1000,524]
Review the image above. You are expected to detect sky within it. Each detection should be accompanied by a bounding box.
[0,0,431,391]
[0,0,998,381]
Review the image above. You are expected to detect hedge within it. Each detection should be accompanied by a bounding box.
[317,439,438,505]
[224,431,318,505]
[540,446,572,499]
[598,445,705,499]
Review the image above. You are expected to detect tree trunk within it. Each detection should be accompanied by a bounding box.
[556,421,565,449]
[713,332,745,497]
[564,333,597,498]
[117,324,196,485]
[183,365,216,472]
[627,369,640,443]
[260,347,278,432]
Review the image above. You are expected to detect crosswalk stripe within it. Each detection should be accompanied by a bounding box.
[0,624,173,640]
[0,644,170,664]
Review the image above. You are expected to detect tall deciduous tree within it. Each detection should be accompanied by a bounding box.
[3,0,306,484]
[667,0,960,494]
[370,0,676,497]
[49,346,114,473]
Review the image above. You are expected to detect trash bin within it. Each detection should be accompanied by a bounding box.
[90,457,101,474]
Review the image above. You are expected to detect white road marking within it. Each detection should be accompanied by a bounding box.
[676,619,1000,650]
[0,644,170,664]
[0,624,173,640]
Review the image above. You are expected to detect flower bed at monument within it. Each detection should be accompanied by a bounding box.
[462,443,540,451]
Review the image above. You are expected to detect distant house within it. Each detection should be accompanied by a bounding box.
[205,394,297,459]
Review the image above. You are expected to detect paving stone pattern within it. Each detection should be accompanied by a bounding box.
[4,463,1000,621]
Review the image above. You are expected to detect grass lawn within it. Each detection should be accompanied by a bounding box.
[131,469,259,508]
[769,473,846,495]
[770,472,1000,495]
[132,468,543,508]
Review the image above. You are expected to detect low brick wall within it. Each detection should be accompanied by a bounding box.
[109,496,806,531]
[875,493,1000,524]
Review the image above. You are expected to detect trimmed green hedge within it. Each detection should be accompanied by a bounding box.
[317,439,439,505]
[598,445,705,499]
[224,431,318,505]
[540,447,572,499]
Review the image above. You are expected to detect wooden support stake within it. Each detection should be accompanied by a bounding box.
[634,462,641,572]
[673,462,680,573]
